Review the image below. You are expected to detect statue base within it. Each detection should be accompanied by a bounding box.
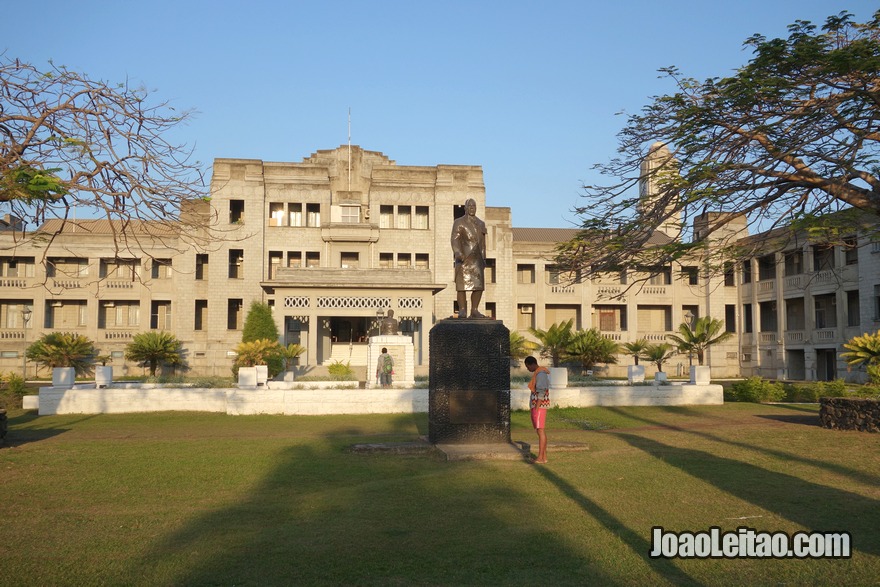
[428,319,510,444]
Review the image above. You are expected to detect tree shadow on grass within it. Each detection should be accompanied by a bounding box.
[615,432,880,557]
[755,413,820,426]
[122,418,636,586]
[603,407,880,489]
[2,413,97,447]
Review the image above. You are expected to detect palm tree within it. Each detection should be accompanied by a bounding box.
[841,330,880,367]
[280,343,306,372]
[233,339,283,376]
[666,316,733,366]
[621,338,650,366]
[528,319,574,367]
[565,328,619,375]
[509,331,538,364]
[643,343,677,373]
[125,331,185,377]
[26,332,97,376]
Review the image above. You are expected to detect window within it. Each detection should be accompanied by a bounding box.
[517,304,535,330]
[517,264,535,284]
[289,203,303,227]
[287,252,302,268]
[45,300,87,329]
[682,266,699,285]
[306,252,320,268]
[594,305,627,331]
[415,253,429,269]
[743,303,753,333]
[846,290,860,327]
[397,253,411,269]
[485,258,496,284]
[646,268,671,285]
[637,305,672,332]
[268,251,283,279]
[414,206,429,229]
[724,305,736,333]
[814,294,837,329]
[875,285,880,320]
[1,257,35,278]
[194,300,207,331]
[228,249,244,279]
[269,203,286,226]
[379,205,394,229]
[340,205,360,224]
[102,259,138,281]
[306,203,320,227]
[813,244,835,271]
[784,251,803,276]
[227,299,243,330]
[151,259,172,279]
[1,302,33,329]
[723,262,735,286]
[150,301,171,330]
[195,254,208,280]
[786,298,806,330]
[379,253,393,269]
[759,301,778,332]
[546,266,561,285]
[229,199,244,224]
[340,252,359,269]
[396,206,411,229]
[757,255,776,281]
[844,237,858,265]
[742,259,752,284]
[114,302,139,327]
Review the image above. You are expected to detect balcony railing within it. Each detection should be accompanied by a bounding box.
[550,284,575,294]
[785,331,804,344]
[642,286,667,295]
[0,330,25,340]
[785,275,803,289]
[814,270,836,284]
[104,280,135,289]
[636,331,671,342]
[600,332,623,341]
[0,278,27,288]
[52,279,84,289]
[815,329,837,341]
[758,280,775,293]
[103,330,135,340]
[759,332,777,344]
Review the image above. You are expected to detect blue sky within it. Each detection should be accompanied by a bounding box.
[5,1,876,227]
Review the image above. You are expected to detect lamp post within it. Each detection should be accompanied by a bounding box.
[21,306,32,380]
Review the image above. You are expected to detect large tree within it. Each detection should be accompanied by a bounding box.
[0,56,221,254]
[557,11,880,279]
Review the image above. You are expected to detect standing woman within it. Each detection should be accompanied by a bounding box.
[525,355,550,463]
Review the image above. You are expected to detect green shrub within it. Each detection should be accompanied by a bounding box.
[806,379,848,399]
[783,383,820,403]
[327,360,355,381]
[729,377,785,403]
[2,372,27,395]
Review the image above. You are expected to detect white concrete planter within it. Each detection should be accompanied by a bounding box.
[52,367,76,388]
[238,367,257,388]
[95,366,113,388]
[690,366,711,385]
[655,372,668,383]
[283,370,296,382]
[627,365,645,384]
[549,367,568,389]
[255,365,269,386]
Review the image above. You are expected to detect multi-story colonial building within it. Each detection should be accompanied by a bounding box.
[0,145,875,381]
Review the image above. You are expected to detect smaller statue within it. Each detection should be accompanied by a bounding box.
[379,309,399,335]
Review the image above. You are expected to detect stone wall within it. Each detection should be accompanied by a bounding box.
[819,397,880,433]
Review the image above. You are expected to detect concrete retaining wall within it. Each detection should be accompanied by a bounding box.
[35,382,723,416]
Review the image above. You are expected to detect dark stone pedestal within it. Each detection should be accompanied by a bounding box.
[428,319,510,444]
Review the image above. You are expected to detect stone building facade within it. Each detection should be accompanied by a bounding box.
[0,145,875,381]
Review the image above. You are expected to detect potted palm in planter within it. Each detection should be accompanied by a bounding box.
[280,343,306,382]
[26,332,97,388]
[233,339,282,387]
[529,319,574,388]
[94,355,113,388]
[667,316,733,384]
[124,331,185,378]
[644,343,676,382]
[622,338,649,383]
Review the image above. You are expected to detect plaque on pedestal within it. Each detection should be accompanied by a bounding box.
[428,319,510,444]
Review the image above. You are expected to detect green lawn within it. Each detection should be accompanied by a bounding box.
[2,403,879,586]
